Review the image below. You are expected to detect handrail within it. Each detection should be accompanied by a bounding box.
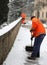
[0,17,22,36]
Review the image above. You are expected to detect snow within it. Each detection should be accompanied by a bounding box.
[21,20,32,29]
[2,23,47,65]
[43,24,47,28]
[0,17,22,36]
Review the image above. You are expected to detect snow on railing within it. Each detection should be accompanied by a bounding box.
[0,17,22,36]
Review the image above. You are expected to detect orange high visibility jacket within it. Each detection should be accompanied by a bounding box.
[21,18,25,24]
[21,13,26,24]
[31,18,46,37]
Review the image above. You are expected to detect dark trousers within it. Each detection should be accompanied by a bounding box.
[31,34,46,57]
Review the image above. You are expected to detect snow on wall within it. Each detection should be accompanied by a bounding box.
[0,17,22,36]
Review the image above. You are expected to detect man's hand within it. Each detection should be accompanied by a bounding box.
[30,28,35,32]
[31,36,34,40]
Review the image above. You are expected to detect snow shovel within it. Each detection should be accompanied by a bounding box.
[25,39,33,52]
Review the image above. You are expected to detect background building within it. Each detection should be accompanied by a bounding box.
[33,0,47,22]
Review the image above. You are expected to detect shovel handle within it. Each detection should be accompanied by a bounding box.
[31,39,33,47]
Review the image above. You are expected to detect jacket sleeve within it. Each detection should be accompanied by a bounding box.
[30,20,38,37]
[30,21,38,31]
[32,21,38,29]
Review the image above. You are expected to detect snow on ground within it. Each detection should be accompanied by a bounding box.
[2,23,47,65]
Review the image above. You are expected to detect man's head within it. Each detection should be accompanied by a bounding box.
[21,13,26,18]
[31,16,36,20]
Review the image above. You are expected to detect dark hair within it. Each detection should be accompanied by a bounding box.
[31,16,36,20]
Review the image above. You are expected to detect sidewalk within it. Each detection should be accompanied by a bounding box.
[2,24,47,65]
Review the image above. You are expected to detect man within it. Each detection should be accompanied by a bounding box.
[21,13,26,24]
[28,16,46,60]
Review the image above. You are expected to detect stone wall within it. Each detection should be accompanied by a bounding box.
[0,20,21,65]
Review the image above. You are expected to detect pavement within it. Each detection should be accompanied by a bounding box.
[2,23,47,65]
